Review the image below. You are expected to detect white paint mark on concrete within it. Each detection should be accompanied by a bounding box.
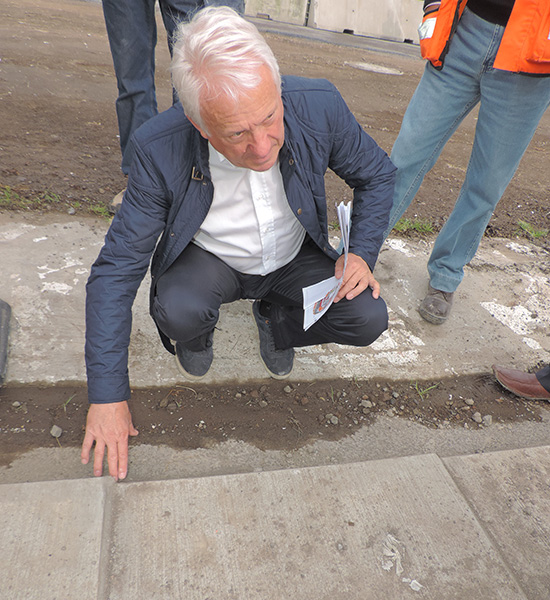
[41,282,73,295]
[374,350,420,366]
[385,238,415,257]
[0,224,36,241]
[523,337,541,350]
[481,302,537,335]
[32,236,48,243]
[506,242,535,255]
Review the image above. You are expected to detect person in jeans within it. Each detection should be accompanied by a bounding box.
[493,364,550,400]
[102,0,244,208]
[384,0,550,324]
[82,7,395,480]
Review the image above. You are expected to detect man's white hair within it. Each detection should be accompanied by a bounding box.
[171,6,281,131]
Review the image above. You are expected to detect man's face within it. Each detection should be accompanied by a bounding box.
[194,65,284,172]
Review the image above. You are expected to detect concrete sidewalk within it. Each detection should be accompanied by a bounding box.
[1,214,550,599]
[1,213,548,387]
[2,447,549,599]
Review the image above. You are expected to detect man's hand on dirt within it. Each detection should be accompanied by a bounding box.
[334,252,380,302]
[81,401,138,481]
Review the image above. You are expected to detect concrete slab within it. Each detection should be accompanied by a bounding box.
[105,455,526,599]
[0,477,108,600]
[444,446,550,600]
[1,213,549,389]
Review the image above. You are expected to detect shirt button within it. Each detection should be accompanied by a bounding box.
[297,208,302,215]
[289,158,294,166]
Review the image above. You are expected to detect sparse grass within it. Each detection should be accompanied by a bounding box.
[0,184,111,217]
[394,217,435,235]
[517,220,548,240]
[90,204,112,218]
[62,393,77,412]
[412,381,439,401]
[328,220,340,231]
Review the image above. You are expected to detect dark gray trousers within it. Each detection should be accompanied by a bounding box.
[152,239,388,352]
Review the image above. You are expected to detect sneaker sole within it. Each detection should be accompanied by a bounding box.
[174,353,209,382]
[418,306,448,325]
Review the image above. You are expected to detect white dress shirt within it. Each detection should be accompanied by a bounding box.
[193,144,306,275]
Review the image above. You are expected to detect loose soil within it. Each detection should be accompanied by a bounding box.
[0,373,548,466]
[1,0,549,461]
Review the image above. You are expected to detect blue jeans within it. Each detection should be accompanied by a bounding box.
[102,0,245,175]
[385,7,550,292]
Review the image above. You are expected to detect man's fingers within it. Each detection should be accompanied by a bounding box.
[80,431,94,464]
[92,441,106,477]
[117,440,130,480]
[106,440,121,481]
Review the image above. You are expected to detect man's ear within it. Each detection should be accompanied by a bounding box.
[187,116,209,140]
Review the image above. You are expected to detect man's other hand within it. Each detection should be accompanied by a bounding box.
[81,401,138,481]
[334,252,380,302]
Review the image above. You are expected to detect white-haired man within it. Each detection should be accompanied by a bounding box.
[82,7,396,480]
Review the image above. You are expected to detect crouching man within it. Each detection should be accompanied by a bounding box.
[82,6,396,480]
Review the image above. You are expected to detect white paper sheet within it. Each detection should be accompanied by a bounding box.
[302,202,350,330]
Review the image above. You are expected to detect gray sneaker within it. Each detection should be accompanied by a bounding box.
[175,341,213,381]
[252,301,294,379]
[418,285,454,324]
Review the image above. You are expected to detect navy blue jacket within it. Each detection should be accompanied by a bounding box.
[86,76,396,403]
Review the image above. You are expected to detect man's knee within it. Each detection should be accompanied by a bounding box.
[338,294,388,347]
[152,293,218,343]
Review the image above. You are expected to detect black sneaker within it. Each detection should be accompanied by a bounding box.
[251,301,294,379]
[175,341,213,381]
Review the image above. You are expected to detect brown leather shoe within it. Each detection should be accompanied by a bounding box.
[492,365,550,400]
[418,285,454,324]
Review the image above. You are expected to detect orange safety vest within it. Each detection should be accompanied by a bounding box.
[418,0,550,74]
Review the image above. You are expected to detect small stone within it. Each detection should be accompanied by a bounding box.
[300,397,309,406]
[250,390,259,399]
[465,398,475,406]
[167,402,178,411]
[360,400,373,409]
[482,415,493,427]
[50,425,63,438]
[260,385,267,393]
[235,392,242,399]
[283,385,292,394]
[12,401,21,408]
[259,400,268,408]
[330,416,339,425]
[472,412,483,424]
[98,187,105,194]
[67,207,76,215]
[392,391,400,399]
[362,395,369,400]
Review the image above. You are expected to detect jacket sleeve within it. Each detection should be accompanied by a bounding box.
[326,86,396,271]
[85,145,170,403]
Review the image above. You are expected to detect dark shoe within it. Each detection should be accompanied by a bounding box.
[108,189,125,215]
[251,301,294,379]
[418,285,454,324]
[493,365,550,400]
[175,341,213,381]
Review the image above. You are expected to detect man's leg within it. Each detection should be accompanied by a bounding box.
[250,240,388,350]
[102,0,158,176]
[427,65,550,293]
[384,8,488,239]
[152,244,241,378]
[536,365,550,394]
